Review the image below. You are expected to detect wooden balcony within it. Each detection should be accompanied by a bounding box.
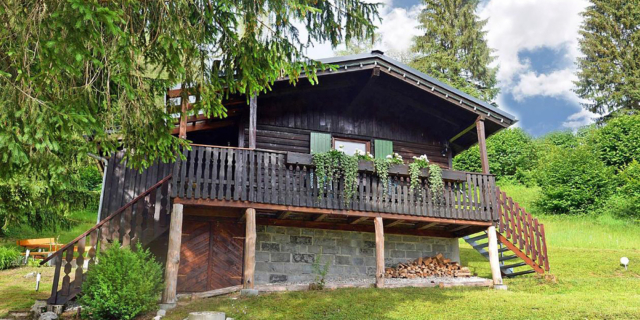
[171,145,498,223]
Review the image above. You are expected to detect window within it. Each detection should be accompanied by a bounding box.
[332,137,370,156]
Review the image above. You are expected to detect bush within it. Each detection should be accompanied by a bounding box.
[591,114,640,170]
[0,247,21,270]
[453,128,538,183]
[79,243,163,320]
[603,160,640,219]
[535,144,614,214]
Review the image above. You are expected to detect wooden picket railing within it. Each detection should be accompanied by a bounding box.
[40,175,173,305]
[172,145,498,222]
[496,187,550,273]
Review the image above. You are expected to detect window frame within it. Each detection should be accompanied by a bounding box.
[331,137,371,155]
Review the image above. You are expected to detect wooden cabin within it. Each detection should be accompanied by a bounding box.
[41,51,549,307]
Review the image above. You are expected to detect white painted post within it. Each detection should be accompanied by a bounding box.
[487,225,507,290]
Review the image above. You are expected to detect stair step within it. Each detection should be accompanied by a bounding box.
[500,262,527,269]
[499,255,518,262]
[472,242,489,249]
[465,233,488,242]
[478,247,509,256]
[504,269,536,277]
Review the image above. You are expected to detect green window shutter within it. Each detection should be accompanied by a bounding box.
[375,139,393,160]
[310,132,331,154]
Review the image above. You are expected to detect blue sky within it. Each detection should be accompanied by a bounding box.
[305,0,598,137]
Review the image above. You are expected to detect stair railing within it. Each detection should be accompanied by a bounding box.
[495,187,550,272]
[40,174,172,305]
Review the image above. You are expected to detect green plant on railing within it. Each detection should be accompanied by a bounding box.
[408,155,444,198]
[313,146,359,205]
[409,155,430,191]
[374,153,404,198]
[428,164,444,197]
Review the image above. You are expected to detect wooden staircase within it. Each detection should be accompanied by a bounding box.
[40,175,173,305]
[463,187,550,277]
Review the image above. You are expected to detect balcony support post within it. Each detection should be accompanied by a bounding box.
[178,87,188,139]
[476,116,489,174]
[487,225,507,290]
[374,217,385,288]
[243,208,256,289]
[162,203,184,305]
[249,95,257,149]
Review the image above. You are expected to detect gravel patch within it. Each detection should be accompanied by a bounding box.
[258,276,490,289]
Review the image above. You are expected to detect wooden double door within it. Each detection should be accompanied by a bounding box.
[177,219,244,292]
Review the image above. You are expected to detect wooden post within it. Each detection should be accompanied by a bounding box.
[487,225,507,290]
[476,116,489,174]
[249,95,257,149]
[243,208,256,289]
[179,89,188,139]
[162,203,184,304]
[374,217,385,288]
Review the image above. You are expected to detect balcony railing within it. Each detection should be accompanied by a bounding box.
[172,145,498,222]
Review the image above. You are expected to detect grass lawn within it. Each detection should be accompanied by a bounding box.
[0,208,97,317]
[151,185,640,320]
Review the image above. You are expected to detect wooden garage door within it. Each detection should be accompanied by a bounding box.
[209,220,244,290]
[177,219,244,293]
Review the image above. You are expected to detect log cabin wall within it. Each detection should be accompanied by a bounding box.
[240,91,452,168]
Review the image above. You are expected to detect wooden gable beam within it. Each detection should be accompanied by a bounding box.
[385,219,405,228]
[416,222,438,230]
[448,121,477,144]
[350,217,369,225]
[314,214,328,222]
[346,66,381,112]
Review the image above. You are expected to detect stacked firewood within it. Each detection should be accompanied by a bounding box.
[385,254,472,278]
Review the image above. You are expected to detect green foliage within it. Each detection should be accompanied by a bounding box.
[0,157,100,232]
[410,0,498,102]
[453,128,538,183]
[535,144,613,214]
[590,114,640,170]
[373,153,403,198]
[602,160,640,219]
[0,247,20,270]
[0,0,379,179]
[79,243,163,320]
[310,249,330,290]
[427,164,444,197]
[575,0,640,114]
[408,155,429,191]
[313,149,359,205]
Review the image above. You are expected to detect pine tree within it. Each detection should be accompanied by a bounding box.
[575,0,640,115]
[410,0,498,102]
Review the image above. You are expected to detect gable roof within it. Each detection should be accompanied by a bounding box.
[317,50,516,126]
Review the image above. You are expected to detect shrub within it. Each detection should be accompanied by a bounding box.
[535,145,614,214]
[453,128,538,183]
[0,247,21,270]
[79,243,163,320]
[591,114,640,170]
[604,160,640,219]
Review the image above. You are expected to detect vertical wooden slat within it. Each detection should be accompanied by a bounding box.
[225,149,234,200]
[73,237,86,291]
[248,151,255,202]
[270,153,277,203]
[194,147,203,199]
[121,207,132,247]
[540,223,550,271]
[178,149,189,198]
[217,149,227,200]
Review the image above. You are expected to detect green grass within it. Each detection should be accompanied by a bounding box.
[150,184,640,320]
[0,208,97,317]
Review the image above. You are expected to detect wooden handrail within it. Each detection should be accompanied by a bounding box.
[495,187,550,272]
[40,174,172,265]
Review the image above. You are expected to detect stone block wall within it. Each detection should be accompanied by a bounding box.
[255,225,460,284]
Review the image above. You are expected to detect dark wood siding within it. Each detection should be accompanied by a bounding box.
[236,93,452,168]
[100,151,174,220]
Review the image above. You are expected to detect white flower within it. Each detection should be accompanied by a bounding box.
[386,154,392,159]
[338,144,344,149]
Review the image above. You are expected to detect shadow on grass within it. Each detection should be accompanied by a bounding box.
[156,286,487,320]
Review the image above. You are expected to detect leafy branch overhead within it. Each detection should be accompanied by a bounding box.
[0,0,380,178]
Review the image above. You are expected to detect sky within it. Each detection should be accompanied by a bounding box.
[303,0,599,137]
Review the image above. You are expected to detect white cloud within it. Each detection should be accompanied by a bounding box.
[305,0,423,59]
[478,0,588,86]
[562,108,598,130]
[512,69,579,102]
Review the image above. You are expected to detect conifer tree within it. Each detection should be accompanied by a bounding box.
[410,0,498,102]
[575,0,640,115]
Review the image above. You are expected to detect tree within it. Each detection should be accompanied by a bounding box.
[453,128,538,183]
[410,0,498,102]
[575,0,640,115]
[0,0,379,180]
